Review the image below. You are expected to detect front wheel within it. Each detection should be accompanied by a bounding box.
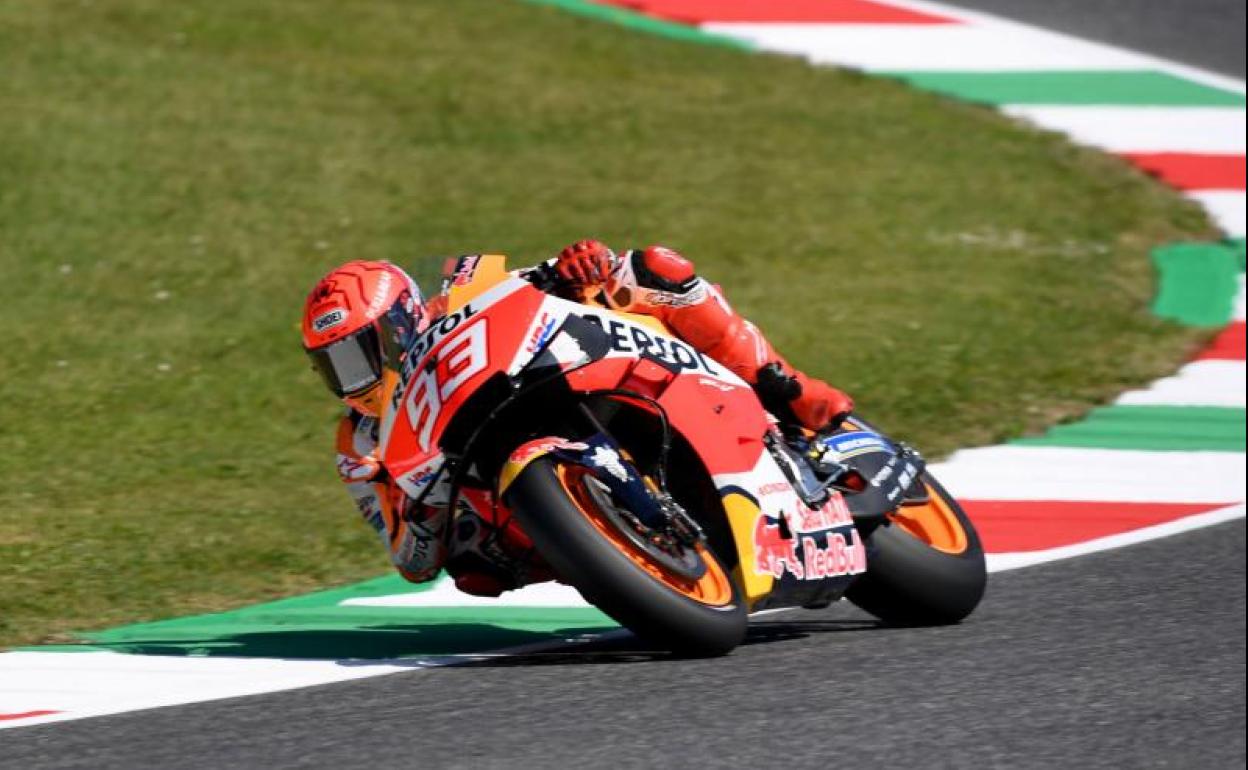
[506,458,747,656]
[846,472,987,625]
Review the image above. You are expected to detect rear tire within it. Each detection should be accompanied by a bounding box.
[507,458,748,656]
[846,473,987,625]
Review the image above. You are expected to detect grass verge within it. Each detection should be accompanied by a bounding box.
[0,0,1215,648]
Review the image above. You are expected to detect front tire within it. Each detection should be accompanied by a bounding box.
[506,458,748,656]
[846,473,987,625]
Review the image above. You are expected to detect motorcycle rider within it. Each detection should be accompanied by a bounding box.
[301,240,854,596]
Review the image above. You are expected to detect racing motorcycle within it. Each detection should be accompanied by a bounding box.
[377,255,987,656]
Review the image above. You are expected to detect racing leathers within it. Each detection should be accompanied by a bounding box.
[335,241,854,596]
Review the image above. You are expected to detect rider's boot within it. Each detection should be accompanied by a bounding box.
[446,505,556,597]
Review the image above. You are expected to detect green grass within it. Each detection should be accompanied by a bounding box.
[0,0,1214,648]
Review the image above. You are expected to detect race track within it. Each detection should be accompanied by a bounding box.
[1,1,1244,767]
[929,0,1245,77]
[3,520,1242,769]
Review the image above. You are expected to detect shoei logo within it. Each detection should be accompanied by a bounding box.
[313,308,348,333]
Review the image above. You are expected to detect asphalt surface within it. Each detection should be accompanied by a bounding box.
[3,519,1243,769]
[4,3,1245,768]
[945,0,1245,77]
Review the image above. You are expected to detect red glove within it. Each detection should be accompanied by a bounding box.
[555,239,616,287]
[792,374,855,431]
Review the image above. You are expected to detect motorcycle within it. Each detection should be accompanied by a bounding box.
[377,254,987,656]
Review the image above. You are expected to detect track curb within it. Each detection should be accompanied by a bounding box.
[3,0,1243,730]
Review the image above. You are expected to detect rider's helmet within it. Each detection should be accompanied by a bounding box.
[301,260,427,417]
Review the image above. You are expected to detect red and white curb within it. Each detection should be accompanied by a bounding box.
[622,0,1246,557]
[3,0,1244,731]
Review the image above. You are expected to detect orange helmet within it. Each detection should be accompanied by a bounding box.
[302,260,427,417]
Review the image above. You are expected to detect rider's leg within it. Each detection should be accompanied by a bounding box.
[612,246,853,431]
[445,492,556,596]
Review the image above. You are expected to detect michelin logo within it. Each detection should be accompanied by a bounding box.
[826,431,891,459]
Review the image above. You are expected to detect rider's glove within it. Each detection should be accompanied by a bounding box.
[755,363,854,432]
[555,239,617,287]
[337,450,386,483]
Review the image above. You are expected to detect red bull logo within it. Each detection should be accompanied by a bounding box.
[508,438,589,466]
[754,516,804,580]
[752,494,864,581]
[800,531,866,579]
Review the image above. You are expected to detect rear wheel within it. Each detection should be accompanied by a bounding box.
[506,458,747,656]
[846,472,987,625]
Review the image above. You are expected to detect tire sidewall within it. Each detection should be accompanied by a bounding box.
[847,473,988,625]
[507,458,748,656]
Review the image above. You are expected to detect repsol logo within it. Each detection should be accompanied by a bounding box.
[393,303,480,410]
[406,304,479,369]
[580,314,720,376]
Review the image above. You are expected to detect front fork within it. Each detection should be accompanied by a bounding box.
[498,432,704,549]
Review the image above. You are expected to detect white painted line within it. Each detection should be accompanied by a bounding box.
[0,652,416,729]
[1116,360,1246,407]
[986,503,1245,572]
[1186,190,1247,238]
[341,578,589,608]
[1001,106,1247,154]
[0,630,620,730]
[703,22,1152,72]
[930,446,1246,503]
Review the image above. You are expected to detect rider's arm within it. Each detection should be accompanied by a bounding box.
[335,412,448,583]
[550,240,853,429]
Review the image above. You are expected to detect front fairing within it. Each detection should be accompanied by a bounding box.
[377,274,545,497]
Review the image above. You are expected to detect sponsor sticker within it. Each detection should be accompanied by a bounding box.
[312,308,348,333]
[754,516,805,579]
[792,492,854,531]
[579,313,721,376]
[353,493,384,531]
[452,255,481,287]
[366,270,394,317]
[402,303,479,372]
[799,531,866,580]
[824,431,892,460]
[396,453,451,505]
[590,445,630,482]
[508,438,590,466]
[336,452,380,482]
[757,481,793,497]
[395,518,442,570]
[525,312,558,354]
[752,493,862,581]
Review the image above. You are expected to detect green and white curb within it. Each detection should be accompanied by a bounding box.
[3,0,1244,730]
[1,579,612,726]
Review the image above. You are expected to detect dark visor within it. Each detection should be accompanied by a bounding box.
[307,325,384,397]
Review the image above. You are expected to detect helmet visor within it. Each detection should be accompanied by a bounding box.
[307,325,383,398]
[377,289,426,372]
